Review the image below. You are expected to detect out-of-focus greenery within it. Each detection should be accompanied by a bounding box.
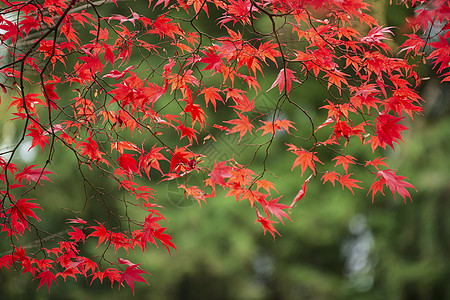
[1,2,449,300]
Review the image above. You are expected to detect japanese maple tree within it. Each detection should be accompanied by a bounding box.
[0,0,448,293]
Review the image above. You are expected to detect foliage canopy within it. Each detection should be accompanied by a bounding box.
[0,0,449,293]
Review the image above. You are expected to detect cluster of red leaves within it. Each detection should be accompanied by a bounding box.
[0,0,447,293]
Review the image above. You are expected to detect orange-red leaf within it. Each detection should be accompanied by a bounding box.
[338,173,363,195]
[288,145,323,176]
[321,171,340,186]
[224,112,254,141]
[268,67,299,94]
[332,155,356,173]
[257,119,295,136]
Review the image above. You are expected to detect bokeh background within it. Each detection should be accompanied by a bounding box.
[1,1,449,299]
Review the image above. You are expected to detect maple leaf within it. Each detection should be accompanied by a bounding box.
[26,127,50,154]
[118,154,139,174]
[321,171,340,186]
[200,47,224,74]
[325,70,348,94]
[88,222,110,248]
[399,34,426,57]
[365,157,389,169]
[149,15,183,40]
[360,26,394,45]
[176,122,199,144]
[200,86,224,111]
[119,264,149,294]
[138,144,168,178]
[79,53,103,75]
[35,269,58,293]
[256,179,278,194]
[111,141,140,154]
[178,184,207,207]
[8,198,43,229]
[258,41,281,66]
[257,119,295,136]
[338,173,363,195]
[267,68,299,94]
[184,102,206,129]
[68,226,86,244]
[66,217,87,225]
[255,211,279,239]
[91,268,121,287]
[43,84,60,110]
[376,113,408,149]
[19,15,40,37]
[332,155,356,173]
[76,136,105,161]
[153,227,176,253]
[209,160,233,187]
[0,19,22,45]
[169,146,194,174]
[0,254,14,271]
[288,145,323,176]
[289,179,309,210]
[224,111,254,141]
[260,196,291,224]
[315,117,335,132]
[368,169,416,203]
[15,165,54,185]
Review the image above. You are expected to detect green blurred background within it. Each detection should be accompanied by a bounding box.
[1,1,449,299]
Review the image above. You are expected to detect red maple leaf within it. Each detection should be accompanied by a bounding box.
[138,144,168,178]
[399,34,426,57]
[68,226,86,244]
[365,157,389,169]
[26,127,50,154]
[88,222,110,247]
[79,53,103,75]
[200,47,224,74]
[288,145,323,176]
[91,268,121,287]
[0,19,22,45]
[376,113,407,149]
[332,155,356,173]
[200,86,224,111]
[119,264,149,295]
[321,171,340,186]
[209,160,233,187]
[224,111,254,141]
[8,198,42,229]
[117,154,139,174]
[338,173,363,195]
[260,196,291,224]
[15,165,54,185]
[255,211,279,239]
[169,146,194,174]
[255,179,278,194]
[35,269,57,293]
[176,122,199,144]
[257,119,295,136]
[289,179,309,210]
[368,169,416,203]
[179,184,207,207]
[267,67,299,94]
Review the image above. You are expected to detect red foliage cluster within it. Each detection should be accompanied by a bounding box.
[0,0,448,292]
